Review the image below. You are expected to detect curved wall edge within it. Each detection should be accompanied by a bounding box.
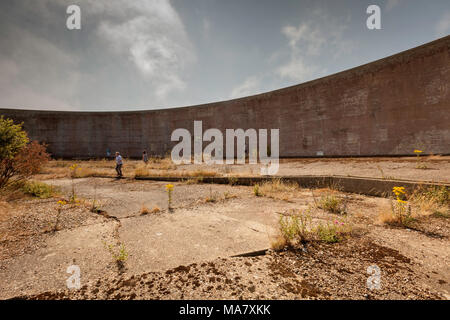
[1,36,449,158]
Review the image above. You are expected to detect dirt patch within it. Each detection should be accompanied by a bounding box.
[16,238,442,300]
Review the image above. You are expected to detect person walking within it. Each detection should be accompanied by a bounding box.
[142,150,149,164]
[115,152,123,177]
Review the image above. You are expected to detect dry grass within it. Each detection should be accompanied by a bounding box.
[409,186,449,217]
[223,191,237,200]
[317,194,346,214]
[41,159,153,178]
[378,208,398,224]
[255,179,299,201]
[270,234,287,251]
[140,205,161,215]
[72,167,107,178]
[377,186,449,226]
[135,166,218,178]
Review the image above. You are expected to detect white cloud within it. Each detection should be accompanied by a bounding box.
[276,10,352,82]
[436,11,450,36]
[230,76,262,99]
[96,0,195,99]
[0,0,195,110]
[277,58,318,82]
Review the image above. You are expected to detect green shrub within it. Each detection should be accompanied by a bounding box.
[22,181,55,198]
[422,186,449,206]
[253,184,262,197]
[318,195,345,214]
[315,220,351,243]
[279,210,312,245]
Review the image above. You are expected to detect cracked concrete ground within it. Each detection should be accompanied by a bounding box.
[1,174,449,299]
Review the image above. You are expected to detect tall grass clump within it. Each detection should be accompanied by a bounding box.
[278,210,312,246]
[22,181,55,198]
[318,194,346,214]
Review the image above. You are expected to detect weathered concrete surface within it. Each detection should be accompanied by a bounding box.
[135,175,450,198]
[1,36,449,158]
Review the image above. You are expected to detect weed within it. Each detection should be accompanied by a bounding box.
[431,211,450,219]
[90,199,103,213]
[21,181,55,198]
[380,186,415,227]
[54,200,66,231]
[258,179,298,201]
[409,185,449,217]
[414,149,428,169]
[150,206,161,213]
[278,209,312,245]
[205,186,218,203]
[90,182,102,213]
[253,184,262,197]
[228,176,238,186]
[270,235,287,251]
[223,191,236,200]
[104,241,129,271]
[141,205,161,215]
[315,219,351,243]
[318,195,346,214]
[166,184,174,212]
[140,205,150,215]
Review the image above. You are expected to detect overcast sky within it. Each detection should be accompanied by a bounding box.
[0,0,449,111]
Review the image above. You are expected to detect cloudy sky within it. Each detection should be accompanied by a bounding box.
[0,0,449,111]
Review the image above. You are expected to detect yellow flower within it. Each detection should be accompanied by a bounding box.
[413,149,423,154]
[57,200,67,206]
[165,184,174,191]
[70,164,78,170]
[392,186,405,196]
[396,199,407,204]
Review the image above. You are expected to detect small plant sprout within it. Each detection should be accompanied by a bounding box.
[165,184,174,212]
[90,182,102,213]
[206,186,218,203]
[55,200,66,231]
[414,149,427,169]
[104,241,129,272]
[69,164,78,202]
[253,184,262,197]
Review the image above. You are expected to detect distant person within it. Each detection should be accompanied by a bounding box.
[115,152,123,177]
[142,150,149,164]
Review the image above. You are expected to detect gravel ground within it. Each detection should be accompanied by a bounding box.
[18,238,443,300]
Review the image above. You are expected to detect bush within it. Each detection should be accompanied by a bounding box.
[0,116,29,160]
[315,220,351,243]
[0,117,50,190]
[22,181,55,198]
[278,210,312,245]
[318,195,346,214]
[253,184,262,196]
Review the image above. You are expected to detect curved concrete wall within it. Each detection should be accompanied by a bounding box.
[1,36,449,159]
